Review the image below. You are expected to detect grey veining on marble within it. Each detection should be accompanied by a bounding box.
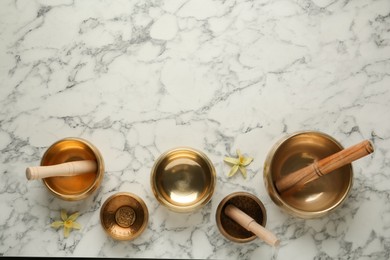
[0,0,389,259]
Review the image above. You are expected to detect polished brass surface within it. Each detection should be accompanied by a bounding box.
[41,137,104,201]
[264,131,353,219]
[151,147,216,212]
[216,192,267,243]
[100,192,148,241]
[115,206,136,228]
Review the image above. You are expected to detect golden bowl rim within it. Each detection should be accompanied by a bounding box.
[215,191,267,243]
[100,192,149,241]
[263,130,353,219]
[150,146,216,213]
[41,137,105,201]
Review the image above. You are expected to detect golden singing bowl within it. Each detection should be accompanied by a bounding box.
[100,192,149,241]
[41,137,104,201]
[264,131,353,219]
[100,192,149,240]
[150,147,216,213]
[216,192,267,243]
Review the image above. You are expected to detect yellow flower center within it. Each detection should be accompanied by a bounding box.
[64,220,73,228]
[239,157,244,164]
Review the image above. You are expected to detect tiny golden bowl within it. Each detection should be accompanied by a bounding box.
[216,192,267,243]
[150,147,216,213]
[264,131,353,219]
[41,137,104,201]
[100,192,149,241]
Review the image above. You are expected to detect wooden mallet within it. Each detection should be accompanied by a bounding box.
[26,160,97,180]
[275,140,374,193]
[224,204,280,246]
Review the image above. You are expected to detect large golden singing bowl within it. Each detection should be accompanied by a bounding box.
[41,138,104,201]
[100,192,149,241]
[216,192,267,243]
[264,131,353,219]
[151,147,216,213]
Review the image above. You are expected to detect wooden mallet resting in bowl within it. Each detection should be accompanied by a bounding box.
[224,204,280,247]
[26,160,97,180]
[275,140,374,193]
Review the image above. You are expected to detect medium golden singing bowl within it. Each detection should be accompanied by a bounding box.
[150,147,216,213]
[100,192,149,241]
[41,137,104,201]
[264,131,353,219]
[216,192,267,243]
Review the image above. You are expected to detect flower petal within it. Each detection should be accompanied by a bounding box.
[239,166,247,179]
[64,227,71,238]
[51,221,64,228]
[241,157,253,166]
[224,157,239,165]
[228,165,239,177]
[236,149,242,158]
[61,209,68,221]
[68,212,80,221]
[71,221,81,230]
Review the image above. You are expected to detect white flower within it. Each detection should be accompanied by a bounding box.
[224,149,253,179]
[51,209,81,238]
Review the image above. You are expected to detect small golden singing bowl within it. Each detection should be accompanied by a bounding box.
[264,131,353,219]
[41,137,104,201]
[216,192,267,243]
[150,147,216,213]
[100,192,149,241]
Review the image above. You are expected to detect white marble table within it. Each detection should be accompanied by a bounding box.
[1,0,389,259]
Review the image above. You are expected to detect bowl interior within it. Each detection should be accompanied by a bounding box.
[265,132,353,217]
[100,192,148,240]
[216,192,266,243]
[42,138,103,200]
[151,148,215,212]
